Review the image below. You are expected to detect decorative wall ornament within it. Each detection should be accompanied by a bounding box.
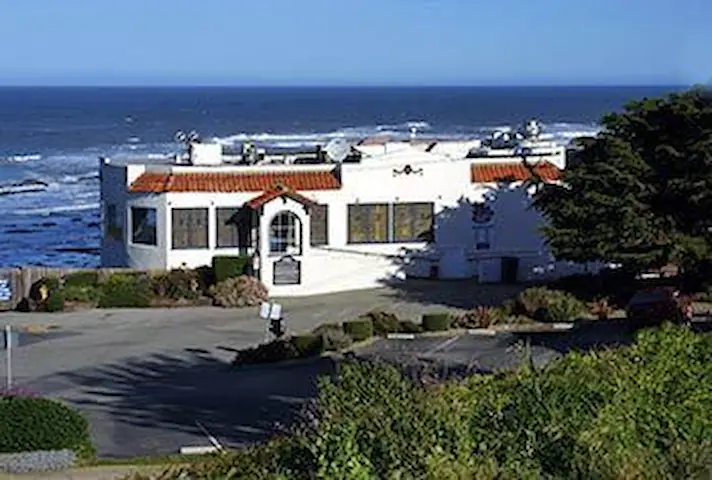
[393,164,424,176]
[471,202,494,224]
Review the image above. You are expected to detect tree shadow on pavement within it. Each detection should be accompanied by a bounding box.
[54,350,336,457]
[513,320,712,355]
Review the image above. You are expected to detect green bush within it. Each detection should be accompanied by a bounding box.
[43,292,66,312]
[290,334,324,357]
[212,255,251,283]
[398,319,424,334]
[358,311,401,336]
[320,328,353,352]
[62,271,99,288]
[311,323,342,335]
[515,287,586,323]
[61,285,100,304]
[98,274,152,308]
[342,318,374,341]
[421,312,452,331]
[0,396,94,460]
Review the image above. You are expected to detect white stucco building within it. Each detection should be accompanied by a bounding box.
[100,122,587,296]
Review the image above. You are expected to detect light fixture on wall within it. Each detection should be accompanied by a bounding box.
[393,164,424,177]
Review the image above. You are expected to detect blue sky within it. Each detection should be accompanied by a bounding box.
[0,0,708,86]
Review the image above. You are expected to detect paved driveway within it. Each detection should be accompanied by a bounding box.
[0,282,524,458]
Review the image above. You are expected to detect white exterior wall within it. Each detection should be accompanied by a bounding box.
[100,145,575,296]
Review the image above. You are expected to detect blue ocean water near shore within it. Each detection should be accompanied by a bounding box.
[0,86,681,268]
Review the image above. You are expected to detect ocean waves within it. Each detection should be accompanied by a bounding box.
[0,118,599,269]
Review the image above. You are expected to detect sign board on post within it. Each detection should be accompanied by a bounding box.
[1,327,19,350]
[273,256,301,285]
[0,277,11,303]
[269,303,282,320]
[259,302,272,320]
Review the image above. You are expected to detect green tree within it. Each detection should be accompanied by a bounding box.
[532,87,712,275]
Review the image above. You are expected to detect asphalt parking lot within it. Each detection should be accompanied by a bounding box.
[2,284,709,459]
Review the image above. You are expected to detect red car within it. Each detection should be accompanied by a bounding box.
[625,287,693,327]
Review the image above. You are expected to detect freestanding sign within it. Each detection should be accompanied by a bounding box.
[259,302,285,341]
[0,277,11,303]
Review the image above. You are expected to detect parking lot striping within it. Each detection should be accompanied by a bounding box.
[180,445,220,455]
[467,329,497,336]
[386,333,417,340]
[424,335,462,356]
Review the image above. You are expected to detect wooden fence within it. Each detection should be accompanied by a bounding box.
[0,267,139,311]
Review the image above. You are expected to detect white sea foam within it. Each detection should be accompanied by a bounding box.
[13,202,100,216]
[211,120,598,149]
[1,154,42,164]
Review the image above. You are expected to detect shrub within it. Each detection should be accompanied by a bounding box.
[0,396,94,461]
[421,312,452,331]
[398,319,424,334]
[342,318,374,341]
[43,293,65,313]
[359,311,401,336]
[97,274,152,308]
[588,297,614,320]
[210,275,268,308]
[312,323,342,335]
[60,285,100,304]
[150,269,202,301]
[453,306,504,329]
[290,334,324,357]
[320,328,353,352]
[515,287,586,323]
[61,271,98,288]
[212,255,251,283]
[232,340,302,366]
[26,277,62,312]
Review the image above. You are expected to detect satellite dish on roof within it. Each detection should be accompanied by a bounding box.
[324,138,352,163]
[187,130,201,142]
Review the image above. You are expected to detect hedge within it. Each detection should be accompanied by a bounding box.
[213,256,251,284]
[421,312,452,331]
[343,318,374,341]
[97,274,152,308]
[0,396,94,461]
[62,271,99,288]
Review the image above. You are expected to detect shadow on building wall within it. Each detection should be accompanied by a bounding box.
[377,181,596,310]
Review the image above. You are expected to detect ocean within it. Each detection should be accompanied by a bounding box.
[0,85,681,268]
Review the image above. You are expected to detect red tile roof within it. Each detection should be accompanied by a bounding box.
[471,161,561,183]
[245,187,318,209]
[129,170,341,193]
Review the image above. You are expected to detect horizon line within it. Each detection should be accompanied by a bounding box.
[0,83,693,89]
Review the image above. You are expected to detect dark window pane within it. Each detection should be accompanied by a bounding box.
[216,207,240,248]
[131,207,157,245]
[393,203,433,242]
[348,204,389,244]
[172,208,208,249]
[310,204,328,246]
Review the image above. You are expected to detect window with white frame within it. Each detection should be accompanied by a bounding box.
[269,211,301,255]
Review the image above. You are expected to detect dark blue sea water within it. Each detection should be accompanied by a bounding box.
[0,86,682,268]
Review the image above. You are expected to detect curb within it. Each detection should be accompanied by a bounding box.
[383,323,576,340]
